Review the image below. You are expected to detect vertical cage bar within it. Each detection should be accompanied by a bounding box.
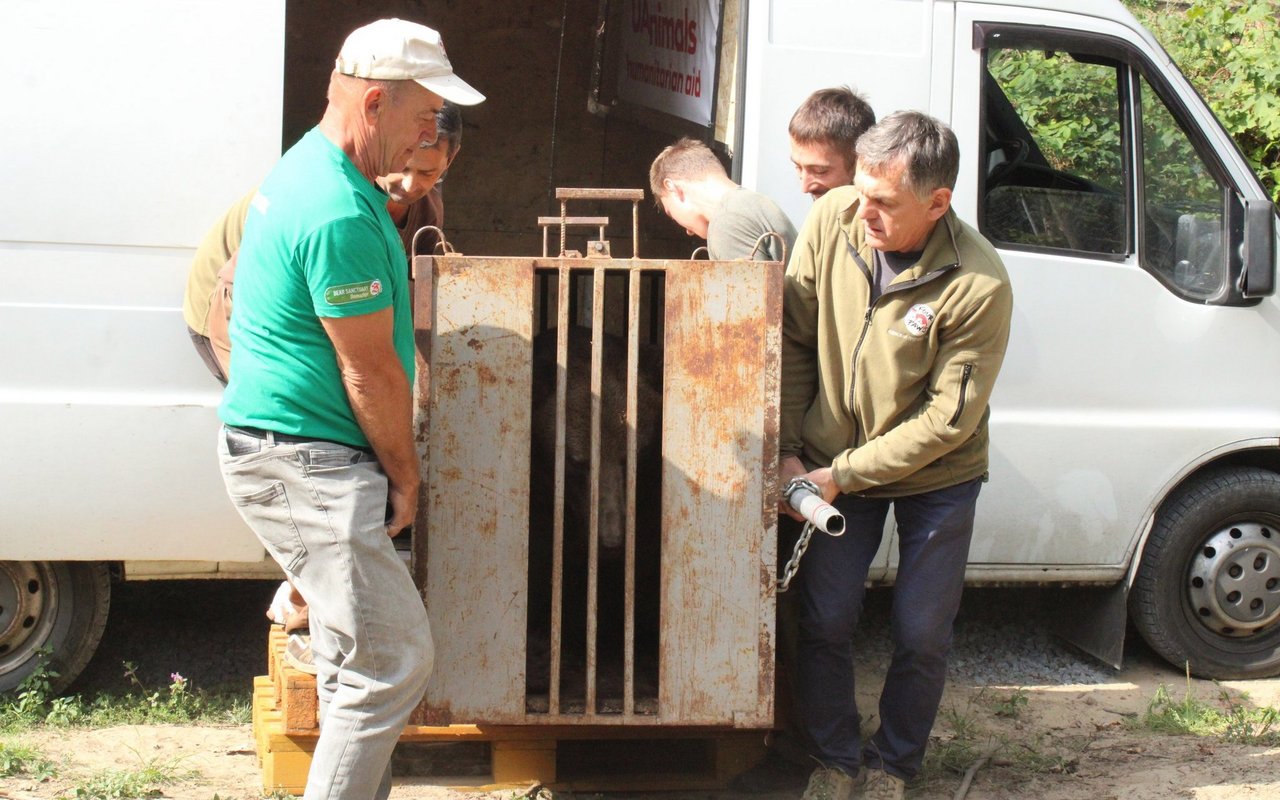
[631,200,640,258]
[624,267,641,716]
[585,265,605,714]
[549,264,572,716]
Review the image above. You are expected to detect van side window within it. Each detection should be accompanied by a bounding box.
[979,26,1246,303]
[1139,73,1227,300]
[981,47,1127,256]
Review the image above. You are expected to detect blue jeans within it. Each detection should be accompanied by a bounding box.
[218,426,433,800]
[794,478,981,780]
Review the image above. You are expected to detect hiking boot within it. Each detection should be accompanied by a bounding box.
[802,766,856,800]
[859,768,905,800]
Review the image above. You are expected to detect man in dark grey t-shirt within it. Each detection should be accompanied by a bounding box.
[650,137,796,262]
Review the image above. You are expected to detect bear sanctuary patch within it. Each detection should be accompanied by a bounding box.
[324,279,384,306]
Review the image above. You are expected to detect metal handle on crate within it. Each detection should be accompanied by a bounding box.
[748,230,788,264]
[553,188,645,259]
[410,225,455,260]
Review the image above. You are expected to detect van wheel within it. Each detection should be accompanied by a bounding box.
[0,561,111,695]
[1130,467,1280,679]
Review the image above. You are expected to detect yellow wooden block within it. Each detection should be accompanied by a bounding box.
[264,730,318,755]
[257,709,282,760]
[491,739,556,784]
[261,747,311,795]
[271,641,287,706]
[267,628,286,683]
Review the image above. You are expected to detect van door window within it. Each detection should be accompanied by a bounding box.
[982,47,1127,256]
[979,26,1243,303]
[1139,73,1227,300]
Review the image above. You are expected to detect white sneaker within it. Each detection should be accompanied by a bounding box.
[284,633,317,675]
[265,580,299,626]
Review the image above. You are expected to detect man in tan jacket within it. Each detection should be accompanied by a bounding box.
[780,111,1013,800]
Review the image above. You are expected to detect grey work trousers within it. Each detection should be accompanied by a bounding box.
[218,425,433,800]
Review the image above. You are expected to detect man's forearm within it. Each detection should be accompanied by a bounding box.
[342,363,418,488]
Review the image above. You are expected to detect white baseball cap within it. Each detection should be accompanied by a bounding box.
[335,18,485,106]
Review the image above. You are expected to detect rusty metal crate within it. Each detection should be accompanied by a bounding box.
[409,207,781,729]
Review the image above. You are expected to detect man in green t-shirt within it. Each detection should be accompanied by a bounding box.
[183,103,464,386]
[215,19,482,800]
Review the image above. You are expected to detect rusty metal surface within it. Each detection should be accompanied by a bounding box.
[413,255,534,725]
[413,253,779,728]
[551,188,643,258]
[658,258,781,728]
[538,217,610,258]
[549,267,569,717]
[555,188,645,201]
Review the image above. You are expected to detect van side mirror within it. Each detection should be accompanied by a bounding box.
[1234,196,1275,298]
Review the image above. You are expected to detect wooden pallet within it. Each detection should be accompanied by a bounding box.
[254,630,768,794]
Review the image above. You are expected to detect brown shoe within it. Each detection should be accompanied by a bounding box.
[859,768,905,800]
[802,766,856,800]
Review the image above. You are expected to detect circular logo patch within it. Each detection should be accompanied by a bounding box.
[903,304,936,337]
[370,279,383,297]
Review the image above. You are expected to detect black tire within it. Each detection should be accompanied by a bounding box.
[0,561,111,695]
[1129,467,1280,679]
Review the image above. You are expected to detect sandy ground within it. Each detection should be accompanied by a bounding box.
[3,648,1278,800]
[3,583,1278,799]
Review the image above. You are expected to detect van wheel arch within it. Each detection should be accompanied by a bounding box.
[0,561,111,695]
[1129,466,1280,679]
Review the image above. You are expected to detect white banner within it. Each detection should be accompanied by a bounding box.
[617,0,719,126]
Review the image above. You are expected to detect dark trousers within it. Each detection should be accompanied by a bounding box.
[187,325,227,386]
[794,477,982,780]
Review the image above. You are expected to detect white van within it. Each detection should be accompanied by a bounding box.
[0,0,286,693]
[736,0,1278,680]
[2,0,1276,694]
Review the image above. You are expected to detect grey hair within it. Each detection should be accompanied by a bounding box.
[854,111,959,197]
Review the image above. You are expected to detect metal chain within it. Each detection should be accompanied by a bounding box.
[777,520,816,593]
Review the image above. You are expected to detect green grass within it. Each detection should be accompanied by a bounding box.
[920,693,1085,792]
[1136,674,1280,746]
[1,656,251,733]
[0,739,58,780]
[991,687,1030,719]
[64,753,197,799]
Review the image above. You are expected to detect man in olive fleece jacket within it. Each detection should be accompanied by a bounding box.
[780,112,1013,800]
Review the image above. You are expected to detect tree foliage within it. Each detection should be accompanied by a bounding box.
[1125,0,1280,202]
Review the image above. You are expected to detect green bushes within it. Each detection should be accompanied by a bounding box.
[1126,0,1280,202]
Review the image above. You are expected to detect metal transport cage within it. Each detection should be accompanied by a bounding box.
[409,190,783,728]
